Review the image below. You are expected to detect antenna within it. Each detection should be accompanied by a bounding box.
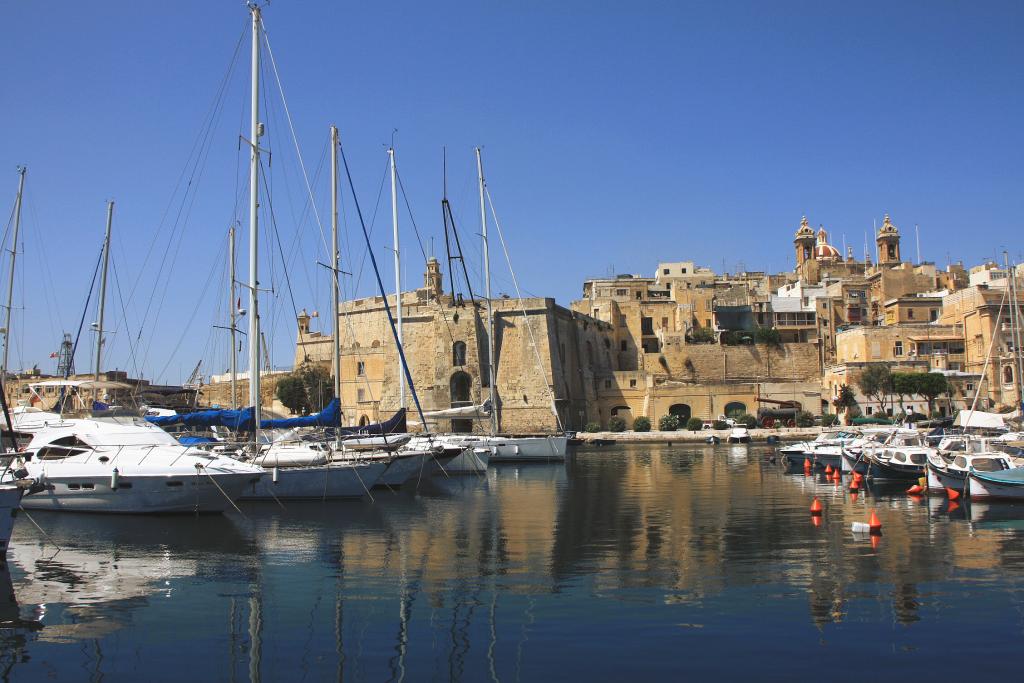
[915,223,921,264]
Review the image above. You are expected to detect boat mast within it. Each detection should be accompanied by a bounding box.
[476,148,497,435]
[1,166,26,378]
[94,200,113,382]
[247,3,262,440]
[331,125,342,443]
[389,147,405,409]
[229,225,238,409]
[1005,251,1024,412]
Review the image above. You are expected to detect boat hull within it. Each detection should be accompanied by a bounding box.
[968,472,1024,501]
[488,436,568,462]
[866,458,923,481]
[238,461,386,500]
[21,472,261,514]
[375,452,428,487]
[0,485,24,554]
[443,448,490,474]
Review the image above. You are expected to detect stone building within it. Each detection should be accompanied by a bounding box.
[293,258,603,434]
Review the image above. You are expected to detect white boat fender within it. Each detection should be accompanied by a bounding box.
[272,466,279,483]
[110,467,120,490]
[851,522,871,534]
[514,445,520,454]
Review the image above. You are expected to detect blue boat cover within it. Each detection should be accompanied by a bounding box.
[178,435,217,445]
[145,406,256,431]
[145,400,405,435]
[260,399,342,429]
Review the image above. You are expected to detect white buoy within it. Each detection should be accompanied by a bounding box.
[272,466,279,483]
[110,467,119,490]
[851,522,871,534]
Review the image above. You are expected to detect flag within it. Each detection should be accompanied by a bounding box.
[49,352,58,358]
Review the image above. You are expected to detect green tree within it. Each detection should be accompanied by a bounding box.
[584,422,601,433]
[658,414,680,431]
[795,411,815,427]
[632,416,651,432]
[857,364,893,416]
[834,384,857,425]
[754,326,781,346]
[686,417,705,431]
[916,373,950,416]
[735,413,758,428]
[275,363,334,415]
[689,326,715,344]
[892,372,919,414]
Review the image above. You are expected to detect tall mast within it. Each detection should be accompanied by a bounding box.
[229,226,238,409]
[330,125,341,438]
[1005,251,1024,412]
[247,3,262,436]
[94,200,113,382]
[2,167,26,378]
[476,148,497,435]
[390,147,405,409]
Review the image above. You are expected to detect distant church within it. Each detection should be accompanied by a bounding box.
[793,214,902,284]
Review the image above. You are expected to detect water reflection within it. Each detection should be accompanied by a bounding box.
[1,445,1023,680]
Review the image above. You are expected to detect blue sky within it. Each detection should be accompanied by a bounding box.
[1,1,1022,384]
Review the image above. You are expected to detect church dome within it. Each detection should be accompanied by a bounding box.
[814,226,841,260]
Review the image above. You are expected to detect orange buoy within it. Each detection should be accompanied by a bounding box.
[868,509,882,534]
[811,515,822,528]
[804,458,812,469]
[948,500,961,514]
[810,497,823,515]
[849,478,860,491]
[871,534,881,550]
[850,492,859,503]
[946,487,961,501]
[825,464,833,475]
[907,484,924,495]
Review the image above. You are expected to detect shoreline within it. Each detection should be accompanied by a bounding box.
[576,426,825,444]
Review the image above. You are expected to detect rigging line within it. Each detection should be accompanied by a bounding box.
[110,257,142,381]
[57,247,104,411]
[134,70,240,370]
[129,24,246,301]
[259,157,304,354]
[393,167,429,264]
[485,186,564,431]
[153,238,228,384]
[349,157,391,301]
[338,138,429,431]
[260,24,331,260]
[27,202,62,341]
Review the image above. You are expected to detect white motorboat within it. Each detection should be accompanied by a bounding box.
[727,427,751,444]
[19,418,265,513]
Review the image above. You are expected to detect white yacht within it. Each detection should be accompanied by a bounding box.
[19,417,265,513]
[435,434,568,463]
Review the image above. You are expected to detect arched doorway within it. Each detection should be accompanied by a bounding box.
[610,405,632,427]
[724,401,746,418]
[450,371,473,433]
[358,415,370,427]
[668,403,691,423]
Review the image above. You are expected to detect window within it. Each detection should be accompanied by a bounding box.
[930,309,938,322]
[635,291,642,300]
[641,317,654,335]
[616,288,627,296]
[681,267,687,274]
[907,308,914,319]
[663,268,670,275]
[357,388,366,403]
[1004,366,1014,385]
[452,341,467,366]
[357,361,365,376]
[629,379,637,388]
[894,341,903,357]
[661,317,668,330]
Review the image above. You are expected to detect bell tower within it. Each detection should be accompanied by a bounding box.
[794,216,816,269]
[423,256,443,300]
[876,214,901,265]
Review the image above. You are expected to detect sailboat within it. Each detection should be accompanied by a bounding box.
[430,149,567,463]
[229,8,387,500]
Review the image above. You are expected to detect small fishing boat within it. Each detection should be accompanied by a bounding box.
[863,430,931,481]
[727,427,750,444]
[968,467,1024,500]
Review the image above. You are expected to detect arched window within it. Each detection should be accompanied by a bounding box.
[1004,365,1014,385]
[453,341,467,366]
[724,401,746,417]
[611,405,632,420]
[358,415,370,427]
[668,404,691,422]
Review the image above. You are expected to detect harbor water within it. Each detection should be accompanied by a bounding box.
[4,443,1024,680]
